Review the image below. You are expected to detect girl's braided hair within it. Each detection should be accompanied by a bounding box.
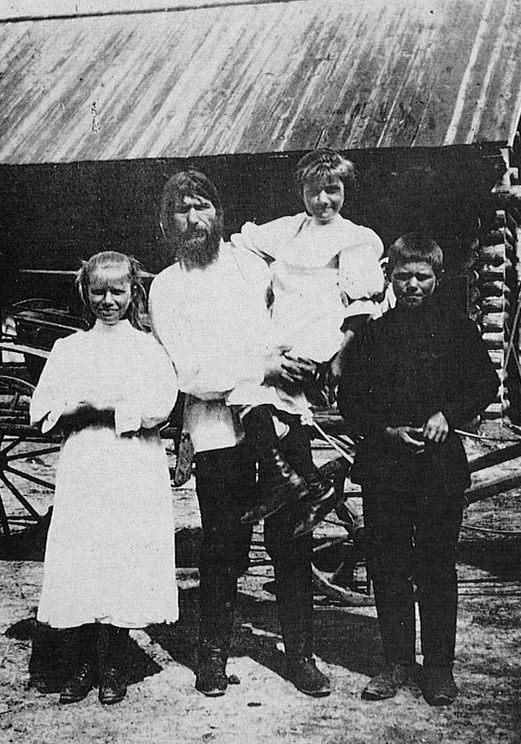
[77,251,147,330]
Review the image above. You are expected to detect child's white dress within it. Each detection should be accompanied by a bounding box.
[228,213,385,418]
[30,319,179,629]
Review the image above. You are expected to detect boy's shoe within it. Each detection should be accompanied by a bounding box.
[361,663,414,701]
[286,655,331,697]
[421,665,458,706]
[240,449,309,524]
[291,475,338,539]
[195,648,228,697]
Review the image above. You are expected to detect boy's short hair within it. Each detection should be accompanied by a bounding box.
[387,232,444,277]
[293,148,357,198]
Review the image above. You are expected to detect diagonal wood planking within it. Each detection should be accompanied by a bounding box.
[1,0,521,164]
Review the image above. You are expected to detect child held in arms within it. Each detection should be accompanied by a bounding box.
[230,148,385,534]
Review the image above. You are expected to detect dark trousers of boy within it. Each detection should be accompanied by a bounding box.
[338,301,499,703]
[363,463,464,669]
[195,429,313,668]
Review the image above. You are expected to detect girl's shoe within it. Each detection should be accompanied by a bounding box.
[59,662,95,704]
[99,667,127,705]
[98,625,128,705]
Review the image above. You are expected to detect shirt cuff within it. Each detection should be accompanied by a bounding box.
[115,403,141,436]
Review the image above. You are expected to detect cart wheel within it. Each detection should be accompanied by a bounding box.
[0,376,58,535]
[311,496,373,606]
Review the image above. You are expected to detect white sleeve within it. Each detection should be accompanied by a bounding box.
[149,276,200,393]
[230,215,303,262]
[115,335,178,435]
[339,245,386,303]
[30,338,71,433]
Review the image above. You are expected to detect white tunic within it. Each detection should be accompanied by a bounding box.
[232,213,385,362]
[149,242,273,453]
[30,320,179,629]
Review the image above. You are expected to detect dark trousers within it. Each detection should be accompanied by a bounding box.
[363,486,463,667]
[195,439,314,659]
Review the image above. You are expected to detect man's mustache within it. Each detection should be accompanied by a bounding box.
[186,228,207,238]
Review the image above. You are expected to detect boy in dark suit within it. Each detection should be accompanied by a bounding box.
[338,233,499,706]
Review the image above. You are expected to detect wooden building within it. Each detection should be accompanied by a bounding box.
[1,0,521,417]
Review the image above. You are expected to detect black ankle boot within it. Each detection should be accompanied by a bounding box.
[422,665,458,706]
[291,473,338,539]
[241,448,309,524]
[286,655,331,697]
[362,662,415,701]
[98,626,128,705]
[195,644,228,697]
[241,408,311,524]
[59,625,97,705]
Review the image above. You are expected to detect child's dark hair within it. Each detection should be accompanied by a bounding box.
[293,148,357,200]
[159,169,224,248]
[387,232,444,278]
[77,251,147,330]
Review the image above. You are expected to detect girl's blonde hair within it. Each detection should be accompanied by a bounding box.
[76,251,147,330]
[293,148,357,199]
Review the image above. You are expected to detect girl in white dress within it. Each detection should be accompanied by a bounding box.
[229,149,385,532]
[30,251,178,705]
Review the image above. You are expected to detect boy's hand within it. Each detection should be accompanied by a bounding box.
[422,411,449,443]
[385,425,425,454]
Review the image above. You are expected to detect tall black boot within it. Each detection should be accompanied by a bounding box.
[280,594,331,698]
[98,625,129,705]
[196,642,229,697]
[59,624,97,705]
[268,521,331,698]
[196,565,236,697]
[280,424,337,539]
[240,406,309,524]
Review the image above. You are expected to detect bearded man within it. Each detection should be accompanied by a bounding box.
[149,170,331,699]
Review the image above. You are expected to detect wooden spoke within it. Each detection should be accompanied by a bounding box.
[0,471,42,522]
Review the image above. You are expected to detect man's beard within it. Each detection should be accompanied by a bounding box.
[175,217,222,270]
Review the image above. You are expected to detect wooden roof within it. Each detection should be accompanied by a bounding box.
[2,0,521,164]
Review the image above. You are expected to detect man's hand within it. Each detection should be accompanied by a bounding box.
[385,425,425,454]
[263,347,315,394]
[422,411,449,443]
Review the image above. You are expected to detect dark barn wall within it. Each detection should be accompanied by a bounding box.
[0,145,505,309]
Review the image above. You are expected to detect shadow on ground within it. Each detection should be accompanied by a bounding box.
[6,617,162,694]
[148,582,382,685]
[458,535,521,582]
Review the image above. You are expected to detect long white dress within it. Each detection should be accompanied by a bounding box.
[30,319,179,629]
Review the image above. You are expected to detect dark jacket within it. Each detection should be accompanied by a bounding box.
[337,297,499,494]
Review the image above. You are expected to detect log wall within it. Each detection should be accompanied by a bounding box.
[479,208,518,420]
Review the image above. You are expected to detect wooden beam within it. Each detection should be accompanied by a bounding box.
[0,0,295,22]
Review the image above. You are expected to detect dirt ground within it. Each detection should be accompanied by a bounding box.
[0,434,520,744]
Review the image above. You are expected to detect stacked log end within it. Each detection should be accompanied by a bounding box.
[479,209,518,421]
